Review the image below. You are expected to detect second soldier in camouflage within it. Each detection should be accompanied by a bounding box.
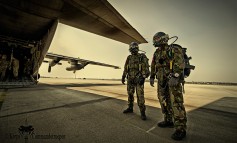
[122,42,150,120]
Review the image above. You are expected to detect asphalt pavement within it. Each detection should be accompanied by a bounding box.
[0,78,236,143]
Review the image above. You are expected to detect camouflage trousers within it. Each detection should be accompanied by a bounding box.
[169,83,187,130]
[127,79,146,112]
[157,80,173,122]
[24,66,31,75]
[157,79,187,130]
[0,69,6,80]
[0,61,8,80]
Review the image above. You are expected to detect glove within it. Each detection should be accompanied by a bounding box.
[138,77,145,85]
[168,77,179,87]
[150,78,154,87]
[159,58,164,64]
[122,76,126,85]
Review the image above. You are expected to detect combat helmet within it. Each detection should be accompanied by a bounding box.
[129,42,139,54]
[153,32,169,47]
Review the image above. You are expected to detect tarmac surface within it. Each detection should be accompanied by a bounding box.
[0,78,237,143]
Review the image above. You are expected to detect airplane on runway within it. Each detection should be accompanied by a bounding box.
[0,0,147,88]
[44,52,120,73]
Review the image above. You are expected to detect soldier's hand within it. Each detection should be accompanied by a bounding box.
[138,77,145,85]
[168,77,179,87]
[122,76,126,85]
[150,78,154,87]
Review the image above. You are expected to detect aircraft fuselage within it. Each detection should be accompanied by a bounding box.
[0,0,148,88]
[0,0,60,86]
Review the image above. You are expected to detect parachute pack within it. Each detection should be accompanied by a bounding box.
[170,44,195,78]
[182,47,195,78]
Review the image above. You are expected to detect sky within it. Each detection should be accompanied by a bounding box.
[39,0,237,82]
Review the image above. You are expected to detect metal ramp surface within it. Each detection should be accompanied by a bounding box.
[0,76,37,88]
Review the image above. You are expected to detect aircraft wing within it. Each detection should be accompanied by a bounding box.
[45,52,120,69]
[59,0,147,44]
[0,0,147,44]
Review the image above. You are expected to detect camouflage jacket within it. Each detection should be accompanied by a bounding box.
[123,53,150,79]
[0,60,9,71]
[151,44,184,80]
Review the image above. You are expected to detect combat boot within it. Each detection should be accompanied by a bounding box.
[123,107,133,113]
[171,129,186,141]
[140,111,147,120]
[157,120,174,128]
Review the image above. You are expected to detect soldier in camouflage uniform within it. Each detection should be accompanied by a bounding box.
[12,57,19,79]
[0,55,9,81]
[150,32,187,140]
[24,58,32,75]
[31,46,40,73]
[122,42,150,120]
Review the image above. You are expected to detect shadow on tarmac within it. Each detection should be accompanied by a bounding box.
[0,84,237,143]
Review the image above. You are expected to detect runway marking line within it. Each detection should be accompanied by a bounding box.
[146,124,157,133]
